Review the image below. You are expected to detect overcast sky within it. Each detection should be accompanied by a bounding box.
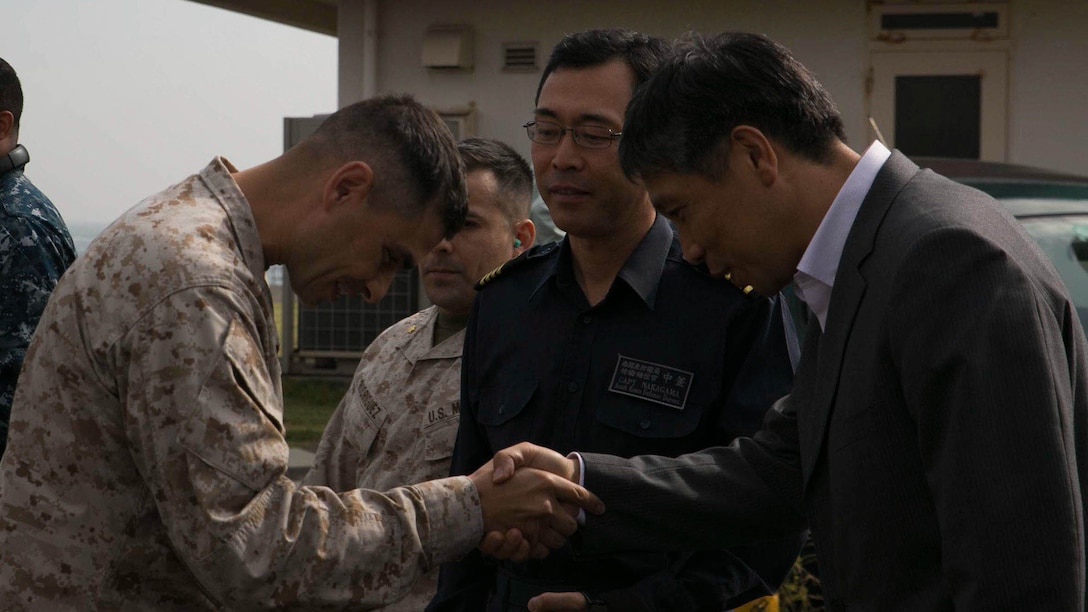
[6,0,337,229]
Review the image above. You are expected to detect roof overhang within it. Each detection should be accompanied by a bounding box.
[185,0,338,36]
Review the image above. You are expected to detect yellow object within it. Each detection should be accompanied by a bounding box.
[734,594,779,612]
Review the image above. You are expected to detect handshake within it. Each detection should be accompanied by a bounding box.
[466,442,604,562]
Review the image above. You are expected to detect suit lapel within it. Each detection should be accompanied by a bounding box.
[800,151,919,487]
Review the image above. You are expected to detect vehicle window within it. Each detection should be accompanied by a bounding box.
[1017,213,1088,332]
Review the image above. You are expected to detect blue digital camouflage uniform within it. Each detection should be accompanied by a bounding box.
[0,166,75,458]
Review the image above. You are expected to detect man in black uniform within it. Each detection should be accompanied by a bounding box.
[429,29,801,612]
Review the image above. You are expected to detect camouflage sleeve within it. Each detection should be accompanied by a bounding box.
[119,284,483,608]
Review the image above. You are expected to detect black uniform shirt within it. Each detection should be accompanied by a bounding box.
[433,214,799,611]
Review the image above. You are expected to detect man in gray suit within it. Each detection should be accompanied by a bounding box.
[491,32,1088,611]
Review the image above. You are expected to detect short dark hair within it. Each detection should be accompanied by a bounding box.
[0,58,23,130]
[535,29,671,105]
[619,32,847,180]
[457,138,533,222]
[304,94,467,237]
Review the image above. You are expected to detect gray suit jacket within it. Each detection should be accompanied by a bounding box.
[579,152,1088,610]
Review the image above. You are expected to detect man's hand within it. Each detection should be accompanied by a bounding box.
[474,443,597,561]
[490,441,581,484]
[469,458,602,561]
[528,591,589,611]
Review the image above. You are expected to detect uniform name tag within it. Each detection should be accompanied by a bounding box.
[427,400,460,425]
[608,355,693,410]
[360,383,385,422]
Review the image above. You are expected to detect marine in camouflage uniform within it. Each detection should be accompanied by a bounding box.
[306,137,537,612]
[0,163,76,459]
[0,157,484,610]
[305,306,465,611]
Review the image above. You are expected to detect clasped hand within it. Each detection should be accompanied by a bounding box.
[468,442,602,562]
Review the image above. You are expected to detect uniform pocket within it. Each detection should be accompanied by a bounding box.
[423,417,459,462]
[181,317,289,493]
[173,318,289,561]
[476,381,537,447]
[594,391,704,439]
[477,381,537,426]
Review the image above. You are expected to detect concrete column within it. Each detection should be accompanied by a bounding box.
[337,0,378,108]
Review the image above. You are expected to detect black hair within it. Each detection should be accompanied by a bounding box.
[536,29,671,105]
[619,32,847,180]
[305,94,467,238]
[0,58,23,130]
[456,138,533,222]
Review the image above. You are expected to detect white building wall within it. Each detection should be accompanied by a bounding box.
[1008,0,1088,175]
[337,0,1086,176]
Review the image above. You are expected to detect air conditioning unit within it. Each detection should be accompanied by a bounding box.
[870,2,1008,42]
[422,25,474,70]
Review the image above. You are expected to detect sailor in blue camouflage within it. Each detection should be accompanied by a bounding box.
[0,162,76,458]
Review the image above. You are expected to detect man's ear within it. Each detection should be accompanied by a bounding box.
[323,161,374,211]
[730,125,778,187]
[513,219,536,255]
[0,111,14,143]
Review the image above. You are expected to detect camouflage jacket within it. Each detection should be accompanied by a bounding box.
[0,168,76,458]
[0,158,482,610]
[305,305,464,611]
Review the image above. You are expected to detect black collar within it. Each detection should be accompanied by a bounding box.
[532,214,673,310]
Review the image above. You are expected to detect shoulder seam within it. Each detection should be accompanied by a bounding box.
[474,243,557,290]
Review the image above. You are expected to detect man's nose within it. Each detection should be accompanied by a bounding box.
[681,241,707,266]
[363,267,397,304]
[432,237,454,254]
[549,132,585,170]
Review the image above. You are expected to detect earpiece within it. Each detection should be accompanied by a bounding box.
[513,239,522,248]
[0,144,29,174]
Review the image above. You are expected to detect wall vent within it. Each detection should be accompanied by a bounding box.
[502,42,538,72]
[870,2,1008,42]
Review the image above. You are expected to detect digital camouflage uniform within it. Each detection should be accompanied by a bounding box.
[0,167,76,458]
[305,305,464,611]
[0,158,482,611]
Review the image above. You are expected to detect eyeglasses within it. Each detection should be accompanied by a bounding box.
[523,120,622,149]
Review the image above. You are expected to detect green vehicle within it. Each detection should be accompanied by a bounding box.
[917,157,1088,333]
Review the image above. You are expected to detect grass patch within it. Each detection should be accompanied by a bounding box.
[282,376,350,451]
[778,536,823,611]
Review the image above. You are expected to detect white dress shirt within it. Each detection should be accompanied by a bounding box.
[793,141,891,331]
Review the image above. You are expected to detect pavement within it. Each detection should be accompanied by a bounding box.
[287,447,316,482]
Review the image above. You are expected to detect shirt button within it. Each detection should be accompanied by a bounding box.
[639,418,652,430]
[567,382,578,393]
[581,315,592,325]
[498,404,505,414]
